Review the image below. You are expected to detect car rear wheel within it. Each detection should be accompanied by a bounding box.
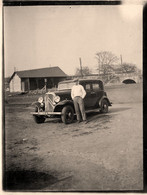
[61,105,74,124]
[100,99,108,113]
[33,107,46,124]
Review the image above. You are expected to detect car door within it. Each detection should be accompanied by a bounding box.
[82,82,94,109]
[91,82,104,107]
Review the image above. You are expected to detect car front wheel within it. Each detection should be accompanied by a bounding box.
[100,99,108,113]
[33,107,46,124]
[61,105,74,124]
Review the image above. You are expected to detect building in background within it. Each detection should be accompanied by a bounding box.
[9,66,67,92]
[4,77,10,91]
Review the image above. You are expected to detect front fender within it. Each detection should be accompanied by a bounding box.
[32,101,42,108]
[56,100,73,106]
[54,100,74,112]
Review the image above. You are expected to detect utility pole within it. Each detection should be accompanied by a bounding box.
[120,55,123,65]
[79,57,83,78]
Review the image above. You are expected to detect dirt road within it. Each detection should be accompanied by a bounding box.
[4,84,143,191]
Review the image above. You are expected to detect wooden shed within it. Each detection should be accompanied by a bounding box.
[9,66,67,92]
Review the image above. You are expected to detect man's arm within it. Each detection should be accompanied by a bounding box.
[81,86,86,99]
[71,86,74,99]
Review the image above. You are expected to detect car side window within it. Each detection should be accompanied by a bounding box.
[85,83,91,92]
[92,83,100,91]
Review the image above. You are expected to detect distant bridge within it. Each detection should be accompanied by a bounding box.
[110,73,142,84]
[119,74,141,84]
[74,72,142,84]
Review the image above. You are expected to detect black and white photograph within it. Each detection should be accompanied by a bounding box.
[3,0,143,192]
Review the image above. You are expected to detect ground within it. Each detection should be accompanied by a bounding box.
[4,83,143,191]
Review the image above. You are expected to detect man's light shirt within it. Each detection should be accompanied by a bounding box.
[71,85,86,99]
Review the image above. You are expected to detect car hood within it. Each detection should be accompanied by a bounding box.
[46,89,72,101]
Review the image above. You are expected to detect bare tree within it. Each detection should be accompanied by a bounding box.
[75,66,92,76]
[95,51,119,75]
[120,63,138,73]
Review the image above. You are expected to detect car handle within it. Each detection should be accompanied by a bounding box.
[91,91,96,95]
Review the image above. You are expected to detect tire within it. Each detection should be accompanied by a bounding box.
[100,99,108,113]
[33,107,45,124]
[61,105,74,124]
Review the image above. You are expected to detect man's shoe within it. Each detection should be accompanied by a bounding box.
[77,120,82,123]
[83,120,88,124]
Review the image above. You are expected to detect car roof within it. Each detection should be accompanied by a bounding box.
[59,79,103,84]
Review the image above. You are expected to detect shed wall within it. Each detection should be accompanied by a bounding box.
[10,74,21,92]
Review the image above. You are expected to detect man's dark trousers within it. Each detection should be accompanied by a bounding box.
[73,96,86,121]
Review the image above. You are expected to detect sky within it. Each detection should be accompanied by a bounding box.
[4,4,142,77]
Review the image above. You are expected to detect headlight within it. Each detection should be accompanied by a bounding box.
[38,96,43,103]
[54,96,60,103]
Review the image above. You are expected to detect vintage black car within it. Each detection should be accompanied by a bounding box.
[31,79,112,124]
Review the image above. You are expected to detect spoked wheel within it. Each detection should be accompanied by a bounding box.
[61,105,74,124]
[100,99,108,113]
[33,107,46,124]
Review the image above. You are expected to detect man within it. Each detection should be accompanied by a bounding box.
[71,79,87,123]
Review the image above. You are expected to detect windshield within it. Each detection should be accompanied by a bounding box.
[58,82,75,90]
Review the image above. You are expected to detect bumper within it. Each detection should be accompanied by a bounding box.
[31,107,110,116]
[31,108,102,116]
[31,111,61,116]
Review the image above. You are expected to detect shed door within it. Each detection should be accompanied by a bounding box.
[22,82,25,92]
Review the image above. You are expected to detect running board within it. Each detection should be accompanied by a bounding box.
[85,108,101,113]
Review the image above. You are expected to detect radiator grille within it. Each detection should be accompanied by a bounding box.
[45,94,54,112]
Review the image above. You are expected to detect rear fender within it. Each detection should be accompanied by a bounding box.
[99,96,112,107]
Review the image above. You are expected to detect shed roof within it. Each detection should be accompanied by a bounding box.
[12,66,67,80]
